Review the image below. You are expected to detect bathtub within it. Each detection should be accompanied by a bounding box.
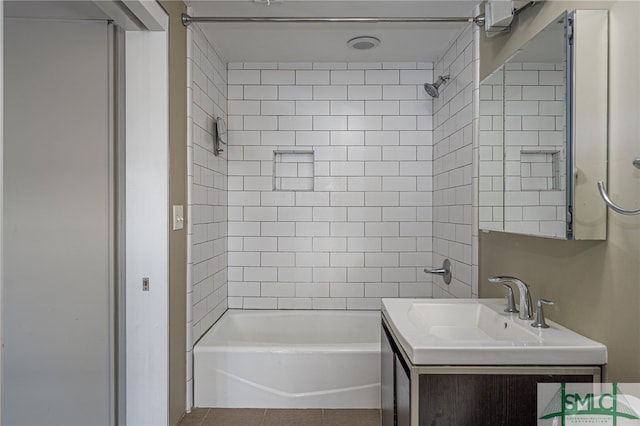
[193,309,381,409]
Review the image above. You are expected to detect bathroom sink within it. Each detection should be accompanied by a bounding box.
[382,298,607,365]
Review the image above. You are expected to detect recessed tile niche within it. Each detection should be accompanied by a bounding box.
[273,150,315,191]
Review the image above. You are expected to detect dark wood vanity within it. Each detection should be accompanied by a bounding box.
[381,314,603,426]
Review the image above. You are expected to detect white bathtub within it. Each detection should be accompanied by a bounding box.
[193,309,381,409]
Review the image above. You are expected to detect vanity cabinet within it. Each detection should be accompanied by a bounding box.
[381,315,603,426]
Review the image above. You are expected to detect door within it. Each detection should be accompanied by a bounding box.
[4,19,115,425]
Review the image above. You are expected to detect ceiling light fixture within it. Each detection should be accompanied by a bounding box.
[347,36,381,50]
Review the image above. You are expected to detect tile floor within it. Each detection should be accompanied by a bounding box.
[179,408,380,426]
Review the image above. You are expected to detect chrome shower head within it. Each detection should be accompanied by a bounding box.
[423,75,451,98]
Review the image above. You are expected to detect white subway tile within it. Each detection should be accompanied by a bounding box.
[261,192,295,206]
[365,222,399,237]
[295,221,330,237]
[244,207,277,221]
[261,100,295,115]
[331,131,364,145]
[279,116,312,130]
[244,116,278,130]
[331,222,365,237]
[261,70,295,85]
[312,298,346,310]
[331,192,365,206]
[383,85,417,100]
[365,282,399,297]
[331,161,365,177]
[277,267,312,282]
[313,237,347,252]
[296,252,330,267]
[331,252,364,267]
[383,116,417,131]
[244,267,277,281]
[365,192,399,206]
[347,298,381,310]
[331,70,364,85]
[261,252,295,267]
[261,130,295,146]
[278,237,313,251]
[228,70,260,84]
[278,207,313,222]
[296,70,330,85]
[313,207,347,222]
[228,251,260,267]
[365,162,399,176]
[278,298,312,309]
[314,268,347,283]
[314,116,348,131]
[366,100,399,115]
[279,62,313,70]
[244,85,278,100]
[347,268,381,282]
[348,177,382,191]
[365,70,399,85]
[279,85,313,100]
[296,100,330,116]
[296,282,330,297]
[348,146,381,161]
[244,237,278,251]
[348,116,382,131]
[347,237,381,252]
[228,100,260,115]
[382,267,416,282]
[365,252,399,267]
[261,222,295,236]
[295,131,330,146]
[313,86,348,100]
[331,100,365,115]
[330,283,364,298]
[365,131,399,146]
[348,85,382,100]
[243,297,277,309]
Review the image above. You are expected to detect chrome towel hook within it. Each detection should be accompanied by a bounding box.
[596,156,640,215]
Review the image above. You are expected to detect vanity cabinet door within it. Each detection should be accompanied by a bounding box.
[381,325,395,426]
[417,373,595,425]
[395,357,411,426]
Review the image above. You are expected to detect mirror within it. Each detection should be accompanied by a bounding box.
[479,10,608,240]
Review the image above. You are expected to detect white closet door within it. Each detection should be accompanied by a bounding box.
[4,19,114,425]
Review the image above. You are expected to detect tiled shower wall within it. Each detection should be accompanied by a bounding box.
[226,62,435,310]
[432,24,476,298]
[186,23,228,406]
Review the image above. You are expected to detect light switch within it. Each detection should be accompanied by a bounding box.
[172,205,184,230]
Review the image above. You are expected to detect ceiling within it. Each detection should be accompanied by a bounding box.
[185,0,481,63]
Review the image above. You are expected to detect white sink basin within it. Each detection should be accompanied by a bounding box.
[382,298,607,365]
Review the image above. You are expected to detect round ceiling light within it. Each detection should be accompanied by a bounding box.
[347,36,381,50]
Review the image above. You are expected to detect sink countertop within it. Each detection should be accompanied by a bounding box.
[382,298,607,366]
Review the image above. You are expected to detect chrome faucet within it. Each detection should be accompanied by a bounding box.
[488,276,533,320]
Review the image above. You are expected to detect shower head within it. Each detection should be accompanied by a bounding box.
[423,75,451,98]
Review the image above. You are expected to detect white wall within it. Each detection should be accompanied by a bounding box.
[431,24,477,298]
[186,21,229,409]
[226,62,434,310]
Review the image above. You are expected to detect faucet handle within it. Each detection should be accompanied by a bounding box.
[500,283,519,314]
[531,299,554,328]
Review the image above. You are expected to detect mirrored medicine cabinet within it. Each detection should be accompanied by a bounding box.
[479,10,608,240]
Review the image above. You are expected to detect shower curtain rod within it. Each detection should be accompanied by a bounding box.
[181,13,486,27]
